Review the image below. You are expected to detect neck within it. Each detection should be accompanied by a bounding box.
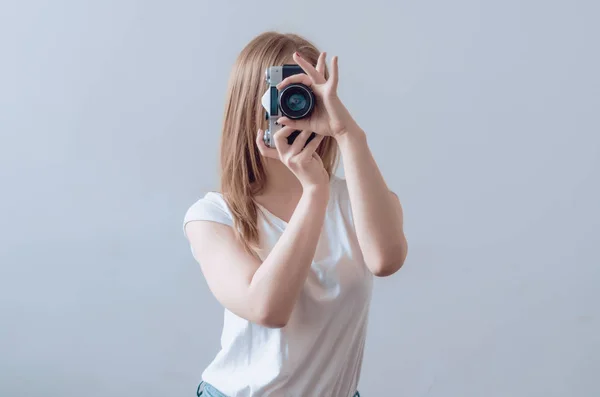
[260,159,303,198]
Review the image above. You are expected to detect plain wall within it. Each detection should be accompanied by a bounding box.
[1,1,598,396]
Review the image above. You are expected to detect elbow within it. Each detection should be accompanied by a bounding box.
[246,286,290,328]
[257,315,288,329]
[370,259,404,277]
[368,241,408,278]
[254,307,289,329]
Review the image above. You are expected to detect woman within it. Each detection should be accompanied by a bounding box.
[184,31,408,397]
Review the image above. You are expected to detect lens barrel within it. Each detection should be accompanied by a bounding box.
[278,84,315,119]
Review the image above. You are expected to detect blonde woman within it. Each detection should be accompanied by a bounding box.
[184,31,408,397]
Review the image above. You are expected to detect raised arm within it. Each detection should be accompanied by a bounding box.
[275,51,408,277]
[336,130,408,276]
[185,127,329,328]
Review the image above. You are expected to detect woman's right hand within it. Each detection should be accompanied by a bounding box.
[257,127,328,190]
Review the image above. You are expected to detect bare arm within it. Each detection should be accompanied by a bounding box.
[185,186,328,328]
[336,128,408,277]
[186,128,330,328]
[272,51,408,277]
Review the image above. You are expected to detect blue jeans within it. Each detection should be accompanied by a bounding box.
[197,381,227,397]
[197,381,361,397]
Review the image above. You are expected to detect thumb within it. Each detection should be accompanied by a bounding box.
[256,129,279,159]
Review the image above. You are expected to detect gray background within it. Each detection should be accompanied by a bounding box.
[1,0,598,396]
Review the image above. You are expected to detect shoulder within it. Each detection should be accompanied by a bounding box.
[183,191,234,233]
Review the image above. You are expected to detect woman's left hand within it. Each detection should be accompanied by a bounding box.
[276,52,359,138]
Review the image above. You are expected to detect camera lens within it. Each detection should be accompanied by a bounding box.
[278,84,315,119]
[286,93,307,112]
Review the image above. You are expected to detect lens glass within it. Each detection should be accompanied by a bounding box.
[286,93,307,112]
[279,84,314,119]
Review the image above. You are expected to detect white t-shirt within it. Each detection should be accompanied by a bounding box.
[183,175,373,397]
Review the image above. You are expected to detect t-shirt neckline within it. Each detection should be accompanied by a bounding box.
[254,201,289,227]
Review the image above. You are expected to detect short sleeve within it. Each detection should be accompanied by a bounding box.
[183,191,234,238]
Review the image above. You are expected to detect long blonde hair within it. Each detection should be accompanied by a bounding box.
[219,32,339,255]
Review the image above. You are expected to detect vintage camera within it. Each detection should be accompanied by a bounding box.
[261,64,317,148]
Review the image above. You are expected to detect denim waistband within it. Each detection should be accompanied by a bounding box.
[197,381,361,397]
[197,381,227,397]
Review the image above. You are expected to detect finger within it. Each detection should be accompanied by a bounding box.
[298,133,325,158]
[293,52,324,84]
[277,116,311,131]
[276,73,312,91]
[256,129,279,159]
[315,52,327,78]
[329,56,339,91]
[272,125,297,154]
[311,151,325,167]
[289,130,313,156]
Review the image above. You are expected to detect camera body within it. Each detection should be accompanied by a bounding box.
[261,64,316,148]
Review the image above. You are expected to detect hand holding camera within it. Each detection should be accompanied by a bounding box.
[256,127,328,190]
[261,52,358,148]
[258,50,357,189]
[274,52,358,140]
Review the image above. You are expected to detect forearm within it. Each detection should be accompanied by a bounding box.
[249,186,329,326]
[336,127,407,276]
